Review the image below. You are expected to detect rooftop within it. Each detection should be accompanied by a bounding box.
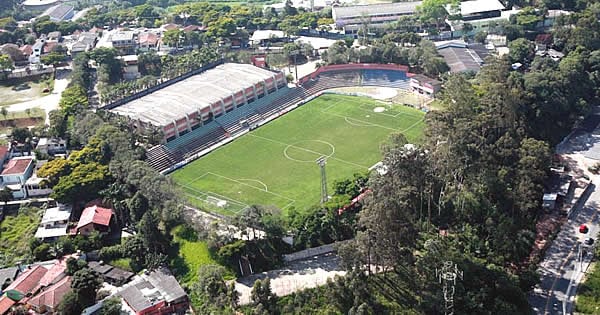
[436,40,483,73]
[77,205,113,228]
[251,30,285,42]
[446,0,505,16]
[110,63,280,126]
[0,296,15,315]
[28,276,72,310]
[110,31,135,42]
[39,205,72,225]
[1,157,33,176]
[41,4,74,21]
[5,265,48,296]
[0,267,19,283]
[118,268,186,313]
[333,2,422,20]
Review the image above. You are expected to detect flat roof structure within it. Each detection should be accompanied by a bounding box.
[110,63,280,126]
[332,2,421,20]
[446,0,504,16]
[39,205,71,225]
[1,157,33,176]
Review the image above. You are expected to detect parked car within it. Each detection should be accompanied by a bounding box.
[584,238,594,246]
[579,224,589,234]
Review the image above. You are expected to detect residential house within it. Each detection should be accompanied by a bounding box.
[119,55,141,80]
[34,205,72,241]
[30,39,45,63]
[160,23,180,32]
[138,32,159,51]
[0,146,10,168]
[69,32,98,56]
[0,296,15,315]
[76,205,114,236]
[0,156,35,199]
[39,4,75,22]
[27,276,71,314]
[409,74,442,97]
[19,45,33,60]
[109,31,136,54]
[117,267,189,315]
[250,30,286,46]
[47,31,61,42]
[3,265,48,299]
[35,138,66,155]
[88,261,134,285]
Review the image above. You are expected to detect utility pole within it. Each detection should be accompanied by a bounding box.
[436,261,463,315]
[289,49,299,82]
[316,156,328,204]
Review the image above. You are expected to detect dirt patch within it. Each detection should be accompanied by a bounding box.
[0,117,44,129]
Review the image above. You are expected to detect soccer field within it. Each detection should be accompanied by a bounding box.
[171,94,425,216]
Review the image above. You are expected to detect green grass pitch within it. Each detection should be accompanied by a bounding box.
[171,94,425,216]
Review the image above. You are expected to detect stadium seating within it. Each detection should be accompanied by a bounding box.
[146,145,177,171]
[362,69,410,89]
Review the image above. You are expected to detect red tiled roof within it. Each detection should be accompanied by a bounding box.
[162,23,179,31]
[138,32,158,45]
[0,296,15,315]
[4,265,48,296]
[77,205,113,229]
[1,157,33,175]
[19,45,33,56]
[43,42,58,54]
[0,146,8,159]
[183,25,200,32]
[27,276,72,310]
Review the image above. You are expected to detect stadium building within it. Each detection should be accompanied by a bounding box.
[110,63,286,142]
[332,2,422,33]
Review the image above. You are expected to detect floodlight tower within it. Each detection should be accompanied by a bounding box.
[316,156,328,204]
[436,261,463,315]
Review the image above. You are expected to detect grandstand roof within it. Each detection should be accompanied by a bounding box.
[110,63,279,126]
[332,2,422,20]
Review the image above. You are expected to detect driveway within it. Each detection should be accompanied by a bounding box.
[5,68,70,126]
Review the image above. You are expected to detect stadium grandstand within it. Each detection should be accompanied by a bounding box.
[108,63,416,173]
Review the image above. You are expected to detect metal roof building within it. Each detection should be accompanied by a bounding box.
[332,2,422,33]
[435,40,484,73]
[110,63,286,140]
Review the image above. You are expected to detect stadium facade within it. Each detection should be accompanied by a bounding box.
[110,63,286,142]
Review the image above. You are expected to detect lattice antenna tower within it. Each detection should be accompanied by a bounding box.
[436,261,463,315]
[316,156,328,204]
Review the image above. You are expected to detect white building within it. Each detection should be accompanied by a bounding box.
[34,204,72,241]
[332,2,422,33]
[35,138,67,155]
[1,156,35,199]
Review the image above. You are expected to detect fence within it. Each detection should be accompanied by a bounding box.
[283,241,349,263]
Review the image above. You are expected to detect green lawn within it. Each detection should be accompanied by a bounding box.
[170,226,224,285]
[575,245,600,313]
[0,207,42,266]
[171,94,425,216]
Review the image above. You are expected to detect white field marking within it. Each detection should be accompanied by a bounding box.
[281,200,296,211]
[185,172,210,186]
[401,118,425,133]
[324,111,399,132]
[237,178,269,191]
[283,140,336,163]
[183,193,246,215]
[248,133,369,169]
[181,184,248,208]
[343,116,377,128]
[207,171,296,203]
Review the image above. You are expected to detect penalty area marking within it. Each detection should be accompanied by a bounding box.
[283,140,336,163]
[237,178,269,191]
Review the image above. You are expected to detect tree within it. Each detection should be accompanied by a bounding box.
[162,29,183,48]
[0,107,7,120]
[71,267,103,307]
[59,85,89,115]
[251,278,277,313]
[56,291,82,315]
[418,0,450,29]
[66,257,88,275]
[100,297,122,315]
[508,38,535,63]
[0,187,12,206]
[0,54,13,72]
[11,127,31,144]
[51,162,110,203]
[40,51,65,67]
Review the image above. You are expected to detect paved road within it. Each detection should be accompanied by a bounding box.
[4,68,70,125]
[529,185,599,314]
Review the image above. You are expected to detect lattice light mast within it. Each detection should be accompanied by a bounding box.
[436,261,463,315]
[316,156,328,204]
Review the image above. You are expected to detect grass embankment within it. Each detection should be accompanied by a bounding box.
[575,245,600,313]
[170,225,232,286]
[0,207,42,265]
